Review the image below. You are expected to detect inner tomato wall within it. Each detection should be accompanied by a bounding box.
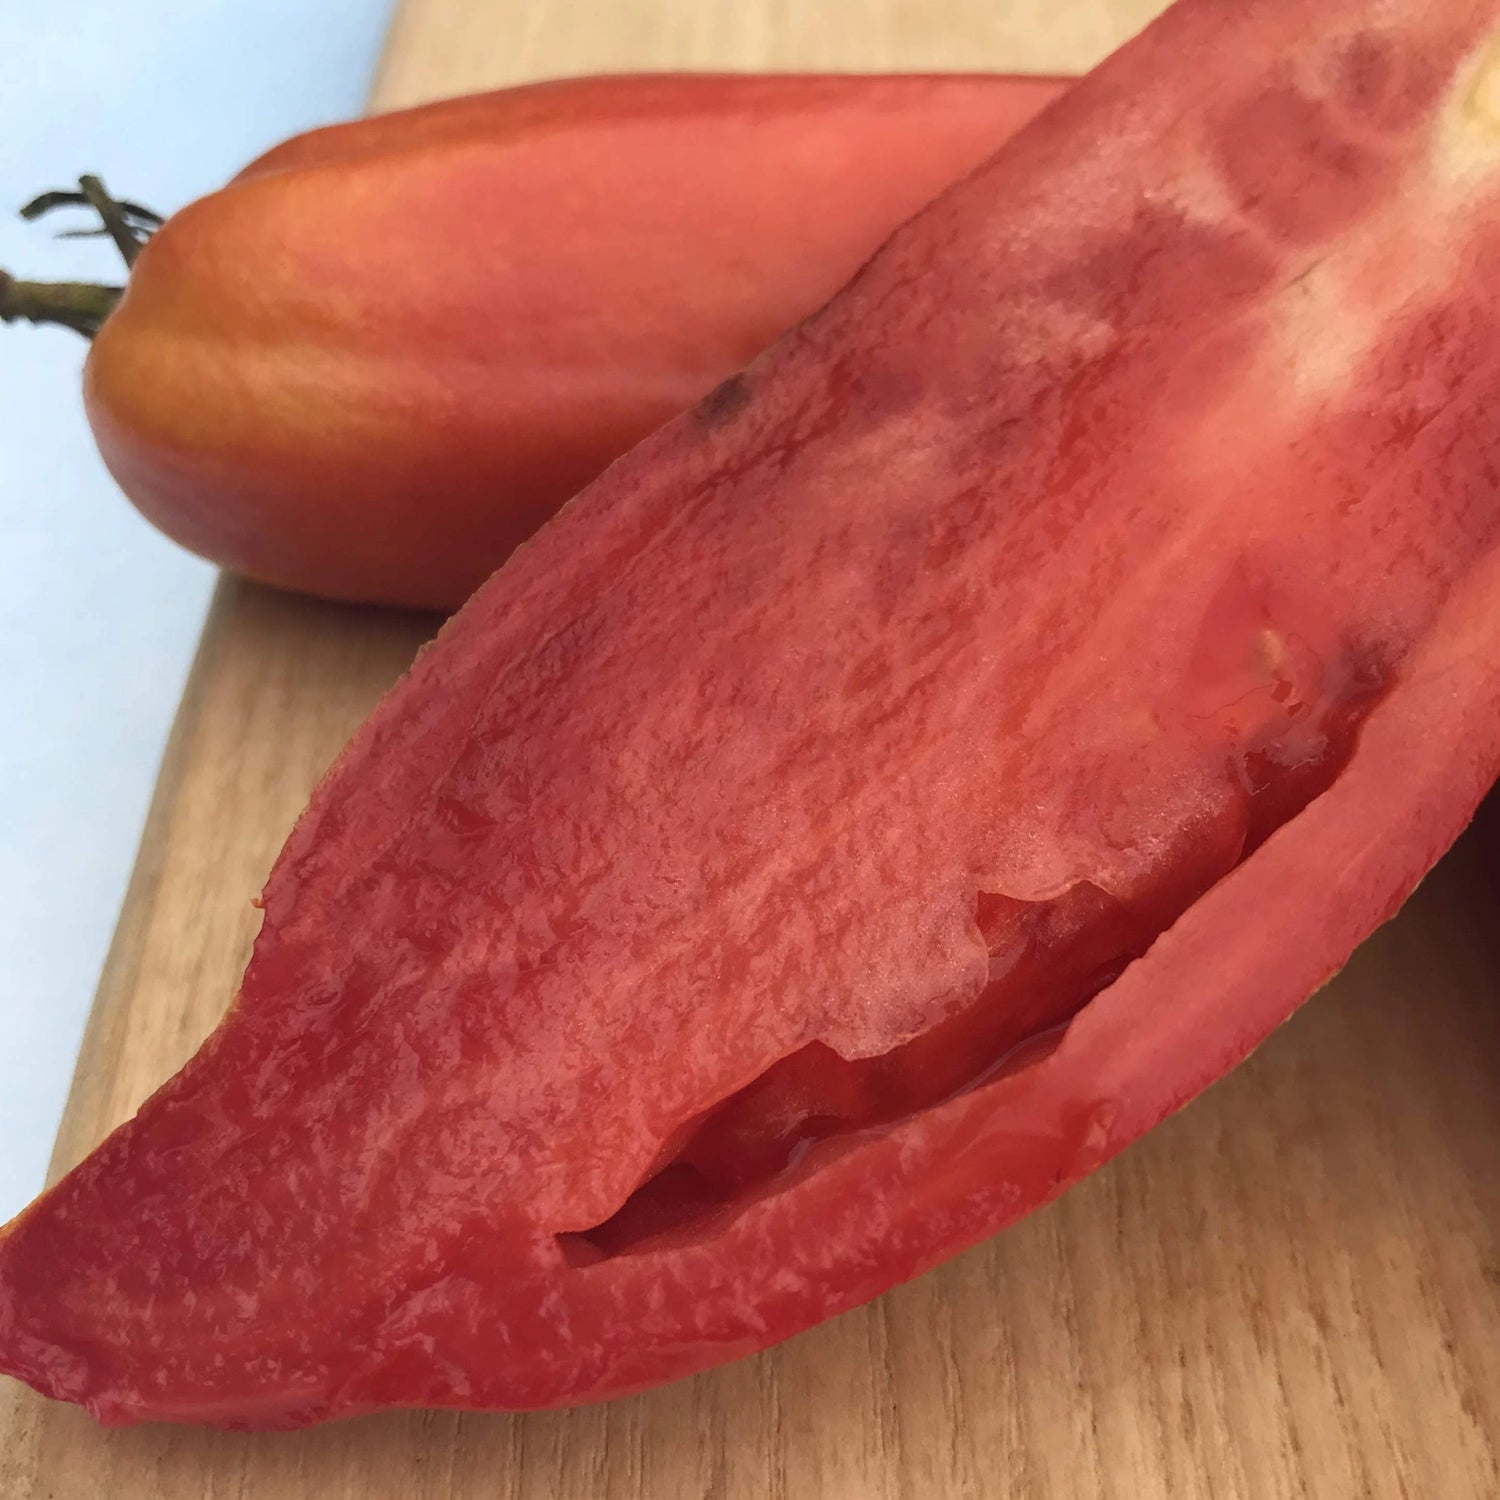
[559,636,1389,1265]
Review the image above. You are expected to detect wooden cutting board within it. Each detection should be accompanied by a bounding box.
[5,1,1500,1495]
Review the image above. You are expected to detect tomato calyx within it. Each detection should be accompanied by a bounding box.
[0,176,160,340]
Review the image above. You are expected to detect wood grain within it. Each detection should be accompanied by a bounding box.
[5,0,1499,1495]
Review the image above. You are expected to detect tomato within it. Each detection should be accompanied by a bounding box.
[81,72,1067,609]
[5,0,1500,1429]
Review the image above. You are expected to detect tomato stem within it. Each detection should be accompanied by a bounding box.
[0,272,122,339]
[20,175,162,269]
[1,175,160,337]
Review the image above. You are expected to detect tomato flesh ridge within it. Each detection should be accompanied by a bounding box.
[564,657,1387,1261]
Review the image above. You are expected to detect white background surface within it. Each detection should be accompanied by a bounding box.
[0,0,391,1222]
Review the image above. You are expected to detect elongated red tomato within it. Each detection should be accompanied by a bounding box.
[85,72,1067,610]
[7,0,1500,1429]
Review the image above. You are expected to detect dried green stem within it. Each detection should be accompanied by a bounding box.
[0,270,122,339]
[77,175,148,268]
[2,175,161,337]
[21,188,162,229]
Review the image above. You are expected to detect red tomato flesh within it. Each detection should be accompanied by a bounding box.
[567,636,1383,1259]
[6,0,1500,1431]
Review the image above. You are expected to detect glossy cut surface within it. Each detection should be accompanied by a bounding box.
[9,0,1500,1429]
[86,72,1068,609]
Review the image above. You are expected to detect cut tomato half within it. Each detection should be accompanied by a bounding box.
[6,0,1500,1430]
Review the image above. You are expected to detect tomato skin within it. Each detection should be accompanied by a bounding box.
[9,0,1500,1430]
[84,72,1068,611]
